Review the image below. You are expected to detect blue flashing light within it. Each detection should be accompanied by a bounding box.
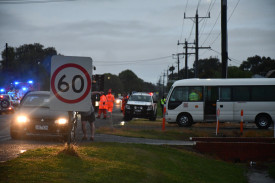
[22,87,28,91]
[0,89,5,92]
[15,82,19,85]
[28,80,33,84]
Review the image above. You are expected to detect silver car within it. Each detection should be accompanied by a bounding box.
[0,94,15,114]
[10,91,72,140]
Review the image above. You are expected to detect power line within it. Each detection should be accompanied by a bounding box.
[179,0,189,42]
[228,0,240,22]
[95,55,171,64]
[210,48,242,64]
[199,0,213,39]
[187,21,195,42]
[201,11,221,46]
[207,0,241,48]
[196,0,201,11]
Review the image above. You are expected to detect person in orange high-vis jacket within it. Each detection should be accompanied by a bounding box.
[97,92,107,119]
[121,93,129,115]
[106,89,115,118]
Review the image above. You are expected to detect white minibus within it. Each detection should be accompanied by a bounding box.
[165,78,275,129]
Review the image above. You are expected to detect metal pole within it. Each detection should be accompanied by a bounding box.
[185,41,188,79]
[221,0,228,78]
[195,10,199,78]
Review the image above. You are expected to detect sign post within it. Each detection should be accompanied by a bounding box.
[50,56,93,143]
[216,108,220,136]
[240,109,244,134]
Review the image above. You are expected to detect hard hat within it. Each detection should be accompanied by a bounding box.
[108,89,112,93]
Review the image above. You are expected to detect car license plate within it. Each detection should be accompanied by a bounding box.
[35,125,48,130]
[135,109,141,113]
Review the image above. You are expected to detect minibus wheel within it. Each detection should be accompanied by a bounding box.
[177,113,192,127]
[255,114,271,129]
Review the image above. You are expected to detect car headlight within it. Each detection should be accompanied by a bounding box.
[95,101,99,106]
[16,115,29,123]
[147,105,153,111]
[55,118,68,125]
[125,105,130,110]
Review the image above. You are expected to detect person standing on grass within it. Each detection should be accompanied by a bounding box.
[80,100,96,141]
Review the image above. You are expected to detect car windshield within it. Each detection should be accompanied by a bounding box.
[21,94,50,107]
[129,95,151,102]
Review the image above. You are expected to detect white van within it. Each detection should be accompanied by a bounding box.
[165,78,275,129]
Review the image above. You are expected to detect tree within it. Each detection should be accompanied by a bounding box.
[196,57,221,78]
[227,66,252,78]
[0,43,57,89]
[240,55,275,76]
[118,70,143,93]
[104,73,124,95]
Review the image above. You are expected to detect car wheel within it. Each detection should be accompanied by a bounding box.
[255,115,271,129]
[177,113,192,127]
[1,99,10,108]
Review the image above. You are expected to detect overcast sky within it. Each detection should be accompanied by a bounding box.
[1,0,275,83]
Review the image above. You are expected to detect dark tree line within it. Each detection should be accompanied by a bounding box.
[168,55,275,80]
[0,43,157,93]
[1,43,57,90]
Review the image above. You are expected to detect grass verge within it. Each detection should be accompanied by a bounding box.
[97,119,274,140]
[0,142,247,183]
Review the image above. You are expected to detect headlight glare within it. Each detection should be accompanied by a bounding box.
[16,116,28,123]
[55,118,67,125]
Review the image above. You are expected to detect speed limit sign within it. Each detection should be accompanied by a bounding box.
[50,56,93,111]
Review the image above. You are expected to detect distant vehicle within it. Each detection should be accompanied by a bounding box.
[10,91,73,139]
[165,78,275,129]
[124,92,157,121]
[115,96,123,105]
[0,94,15,114]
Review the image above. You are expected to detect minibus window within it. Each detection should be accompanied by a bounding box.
[232,86,250,101]
[220,87,231,101]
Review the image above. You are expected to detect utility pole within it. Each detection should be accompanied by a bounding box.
[185,10,210,78]
[177,55,180,80]
[177,40,195,79]
[162,72,166,95]
[5,43,8,70]
[172,53,183,80]
[166,68,169,83]
[185,41,188,78]
[221,0,228,78]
